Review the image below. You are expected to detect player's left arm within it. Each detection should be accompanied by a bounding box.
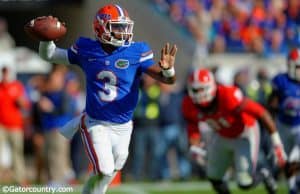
[145,43,177,84]
[237,98,287,167]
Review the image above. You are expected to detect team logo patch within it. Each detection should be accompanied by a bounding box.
[115,59,129,69]
[97,13,111,20]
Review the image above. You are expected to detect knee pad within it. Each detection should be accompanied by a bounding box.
[115,152,128,170]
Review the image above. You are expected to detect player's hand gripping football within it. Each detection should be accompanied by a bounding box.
[24,15,66,41]
[159,43,178,70]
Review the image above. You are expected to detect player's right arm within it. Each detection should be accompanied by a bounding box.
[39,41,71,65]
[223,86,286,167]
[236,97,287,167]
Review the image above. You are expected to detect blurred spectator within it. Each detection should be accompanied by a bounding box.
[210,35,226,53]
[27,74,47,183]
[65,72,89,182]
[157,83,191,180]
[285,0,300,25]
[36,64,75,186]
[246,68,272,106]
[131,75,161,181]
[0,17,15,52]
[233,67,251,95]
[0,64,29,185]
[284,0,300,48]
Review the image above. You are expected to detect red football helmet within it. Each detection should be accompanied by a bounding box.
[93,4,134,47]
[287,48,300,81]
[187,68,217,106]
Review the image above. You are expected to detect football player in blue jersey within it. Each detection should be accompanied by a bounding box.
[269,48,300,194]
[37,4,177,194]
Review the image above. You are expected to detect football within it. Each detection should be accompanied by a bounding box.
[24,16,67,41]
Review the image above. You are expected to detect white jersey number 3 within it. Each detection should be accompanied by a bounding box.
[97,71,117,102]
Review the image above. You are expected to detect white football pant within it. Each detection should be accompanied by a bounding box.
[79,114,133,176]
[207,122,260,187]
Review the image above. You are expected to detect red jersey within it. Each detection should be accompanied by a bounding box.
[182,85,265,139]
[0,81,27,129]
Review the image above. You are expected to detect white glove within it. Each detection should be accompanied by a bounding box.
[271,132,287,168]
[189,144,207,166]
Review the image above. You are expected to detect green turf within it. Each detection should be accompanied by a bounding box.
[106,182,288,194]
[0,181,288,194]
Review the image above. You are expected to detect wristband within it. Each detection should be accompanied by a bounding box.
[162,67,175,78]
[271,132,282,146]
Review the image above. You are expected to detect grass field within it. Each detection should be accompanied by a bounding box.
[0,181,288,194]
[106,182,288,194]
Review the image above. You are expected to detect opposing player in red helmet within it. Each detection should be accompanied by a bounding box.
[183,68,286,194]
[36,3,177,194]
[187,69,217,107]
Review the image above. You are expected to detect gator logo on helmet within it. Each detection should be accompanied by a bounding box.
[98,13,111,20]
[115,59,129,69]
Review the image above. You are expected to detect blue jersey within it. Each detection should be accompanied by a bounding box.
[67,37,155,123]
[272,73,300,126]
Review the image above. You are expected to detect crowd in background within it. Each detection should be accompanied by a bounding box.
[0,4,293,188]
[153,0,300,57]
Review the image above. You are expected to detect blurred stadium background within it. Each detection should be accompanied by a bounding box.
[0,0,298,193]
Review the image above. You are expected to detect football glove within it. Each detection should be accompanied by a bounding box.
[271,132,287,168]
[189,144,207,166]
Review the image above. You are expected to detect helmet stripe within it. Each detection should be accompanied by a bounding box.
[114,4,124,17]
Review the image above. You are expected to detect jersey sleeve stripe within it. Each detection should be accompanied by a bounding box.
[139,53,153,62]
[141,50,153,57]
[70,45,78,54]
